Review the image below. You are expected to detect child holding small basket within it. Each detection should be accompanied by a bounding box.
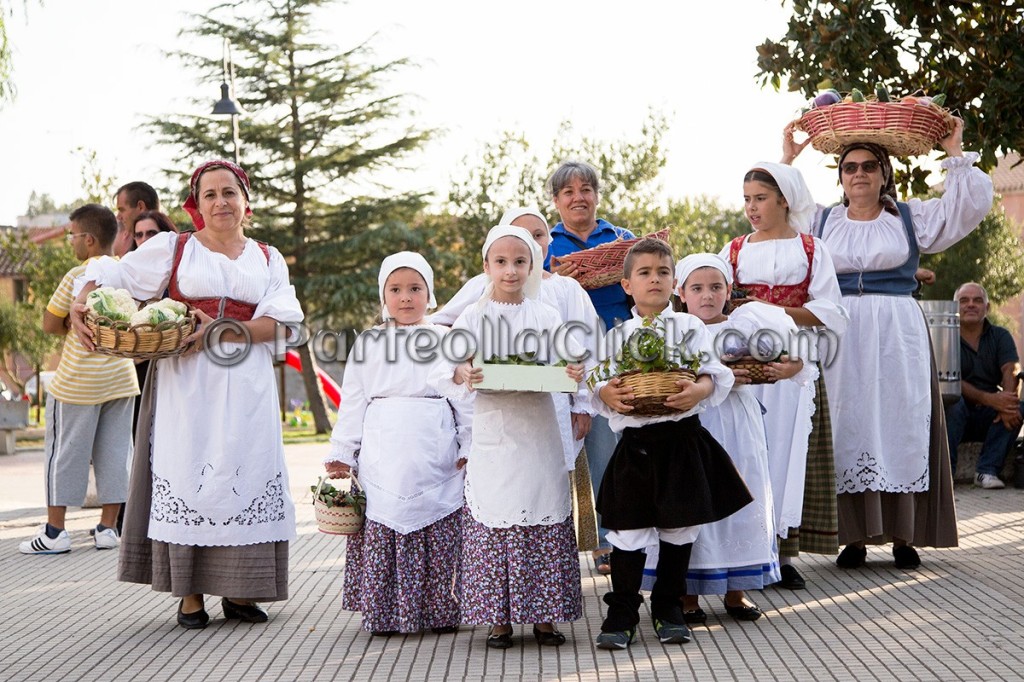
[590,238,752,650]
[325,252,472,636]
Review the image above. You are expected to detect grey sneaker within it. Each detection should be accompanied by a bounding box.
[653,617,691,644]
[19,527,71,555]
[595,628,636,650]
[975,473,1005,489]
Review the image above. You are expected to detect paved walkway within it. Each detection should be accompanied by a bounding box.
[3,443,1024,681]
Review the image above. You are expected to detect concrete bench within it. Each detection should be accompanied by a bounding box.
[954,441,1019,485]
[0,401,30,455]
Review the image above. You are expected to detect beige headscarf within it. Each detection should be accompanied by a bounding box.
[377,251,436,320]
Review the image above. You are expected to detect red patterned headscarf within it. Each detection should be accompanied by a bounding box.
[182,160,253,230]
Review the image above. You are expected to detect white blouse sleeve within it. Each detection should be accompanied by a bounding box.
[909,152,994,254]
[252,246,303,323]
[83,231,176,299]
[429,274,488,326]
[686,317,734,408]
[325,336,371,466]
[804,238,849,336]
[427,309,475,400]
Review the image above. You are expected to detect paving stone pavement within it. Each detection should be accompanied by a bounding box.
[3,443,1024,681]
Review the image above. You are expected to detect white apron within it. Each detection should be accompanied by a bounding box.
[359,397,465,534]
[465,391,571,528]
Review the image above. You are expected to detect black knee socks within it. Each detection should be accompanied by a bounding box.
[601,548,646,632]
[650,541,693,623]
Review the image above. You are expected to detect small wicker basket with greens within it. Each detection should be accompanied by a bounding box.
[311,476,366,535]
[588,316,701,417]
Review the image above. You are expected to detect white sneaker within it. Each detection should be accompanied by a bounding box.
[975,473,1006,489]
[94,526,120,550]
[19,527,71,555]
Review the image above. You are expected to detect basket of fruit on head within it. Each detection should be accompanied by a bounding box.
[551,229,671,290]
[794,83,954,157]
[311,476,366,535]
[84,287,196,359]
[588,315,701,417]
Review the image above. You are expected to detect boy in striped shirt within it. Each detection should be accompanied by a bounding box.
[19,204,139,555]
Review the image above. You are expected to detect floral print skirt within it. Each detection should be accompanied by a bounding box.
[341,510,461,633]
[460,506,582,625]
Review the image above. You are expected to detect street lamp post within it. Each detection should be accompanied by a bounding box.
[211,38,244,164]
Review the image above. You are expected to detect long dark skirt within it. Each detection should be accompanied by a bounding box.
[118,361,289,601]
[342,512,461,633]
[836,340,958,548]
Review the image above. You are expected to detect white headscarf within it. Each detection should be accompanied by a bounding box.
[378,251,437,320]
[480,225,543,301]
[749,161,816,231]
[498,206,549,230]
[675,253,733,293]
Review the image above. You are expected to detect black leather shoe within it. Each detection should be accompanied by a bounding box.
[778,564,807,589]
[486,627,514,649]
[222,598,269,623]
[533,625,566,646]
[893,544,921,570]
[723,599,763,622]
[177,599,209,629]
[682,608,708,625]
[431,625,458,634]
[836,545,868,569]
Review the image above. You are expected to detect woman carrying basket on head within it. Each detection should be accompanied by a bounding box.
[69,160,304,630]
[325,252,472,637]
[783,116,993,569]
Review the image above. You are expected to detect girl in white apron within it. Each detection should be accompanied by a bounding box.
[430,226,589,649]
[325,252,472,636]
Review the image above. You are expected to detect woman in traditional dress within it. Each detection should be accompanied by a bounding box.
[719,162,848,589]
[784,117,992,568]
[71,160,303,628]
[326,252,471,636]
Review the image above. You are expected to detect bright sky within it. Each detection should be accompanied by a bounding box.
[0,0,948,227]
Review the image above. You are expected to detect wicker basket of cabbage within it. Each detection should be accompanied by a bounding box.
[84,288,195,359]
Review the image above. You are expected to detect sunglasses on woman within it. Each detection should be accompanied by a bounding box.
[841,160,881,175]
[134,229,160,241]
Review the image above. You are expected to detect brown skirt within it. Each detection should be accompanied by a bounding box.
[836,333,958,548]
[118,361,289,601]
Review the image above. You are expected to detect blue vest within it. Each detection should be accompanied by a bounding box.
[817,202,918,296]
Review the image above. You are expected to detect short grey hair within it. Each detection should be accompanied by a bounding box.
[546,160,601,199]
[954,281,988,304]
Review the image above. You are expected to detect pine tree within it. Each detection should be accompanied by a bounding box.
[148,0,433,432]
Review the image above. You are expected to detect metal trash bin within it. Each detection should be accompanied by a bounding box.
[919,300,960,407]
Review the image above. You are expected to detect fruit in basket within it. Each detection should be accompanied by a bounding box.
[850,88,866,102]
[130,299,188,326]
[901,96,920,105]
[86,287,137,326]
[812,91,841,108]
[875,82,891,102]
[930,93,946,107]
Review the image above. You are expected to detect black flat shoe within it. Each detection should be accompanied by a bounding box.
[486,627,514,649]
[778,564,807,589]
[371,630,398,637]
[893,544,921,570]
[723,599,763,622]
[177,599,209,629]
[532,625,566,646]
[836,545,868,569]
[222,598,269,623]
[682,608,707,625]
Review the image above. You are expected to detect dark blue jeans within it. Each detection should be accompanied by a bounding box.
[945,397,1024,475]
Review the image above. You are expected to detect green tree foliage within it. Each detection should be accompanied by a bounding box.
[756,1,1023,192]
[430,112,673,302]
[149,0,432,432]
[0,231,76,392]
[920,198,1024,307]
[618,196,748,260]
